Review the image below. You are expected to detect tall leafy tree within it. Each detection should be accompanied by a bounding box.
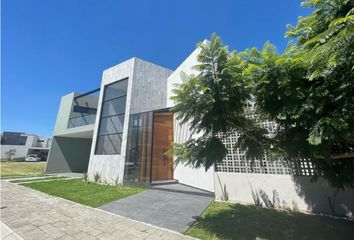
[172,0,354,189]
[172,34,260,169]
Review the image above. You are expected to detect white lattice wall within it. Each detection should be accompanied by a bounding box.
[216,124,316,176]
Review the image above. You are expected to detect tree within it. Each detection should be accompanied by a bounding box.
[172,34,266,169]
[5,149,16,160]
[172,0,354,189]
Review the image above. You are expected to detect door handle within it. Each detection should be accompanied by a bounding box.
[163,148,167,166]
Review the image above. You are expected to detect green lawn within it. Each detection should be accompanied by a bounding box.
[185,201,354,240]
[1,161,46,177]
[22,179,145,207]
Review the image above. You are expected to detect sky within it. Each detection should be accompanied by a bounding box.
[2,0,312,137]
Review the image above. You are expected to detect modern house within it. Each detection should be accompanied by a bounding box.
[46,41,353,217]
[1,131,52,160]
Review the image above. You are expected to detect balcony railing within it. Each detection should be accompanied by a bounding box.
[67,88,100,129]
[68,114,96,128]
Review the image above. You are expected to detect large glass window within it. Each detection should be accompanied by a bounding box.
[95,79,128,155]
[101,97,126,117]
[124,112,153,183]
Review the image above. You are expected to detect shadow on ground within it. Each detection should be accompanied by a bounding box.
[186,201,354,240]
[99,183,214,232]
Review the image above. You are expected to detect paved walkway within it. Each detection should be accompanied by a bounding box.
[0,181,195,240]
[1,220,24,240]
[99,183,214,232]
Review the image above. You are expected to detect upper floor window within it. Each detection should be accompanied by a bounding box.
[95,79,128,155]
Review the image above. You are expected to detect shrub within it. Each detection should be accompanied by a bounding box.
[93,172,101,183]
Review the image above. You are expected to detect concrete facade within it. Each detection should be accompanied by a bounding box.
[52,92,96,138]
[46,91,99,174]
[86,58,173,184]
[45,137,92,173]
[86,59,135,183]
[46,41,354,217]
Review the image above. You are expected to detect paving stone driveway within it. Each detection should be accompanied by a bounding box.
[1,220,24,240]
[99,183,214,232]
[0,181,195,240]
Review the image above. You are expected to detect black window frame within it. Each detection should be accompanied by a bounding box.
[98,113,125,136]
[95,78,128,155]
[72,105,97,115]
[100,95,127,118]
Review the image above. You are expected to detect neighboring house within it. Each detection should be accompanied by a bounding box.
[1,131,52,160]
[46,41,353,217]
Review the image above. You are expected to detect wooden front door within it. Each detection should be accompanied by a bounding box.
[151,112,173,181]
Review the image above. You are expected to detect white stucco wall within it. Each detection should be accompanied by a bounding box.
[174,164,215,192]
[167,40,215,192]
[1,145,29,159]
[173,117,215,192]
[214,172,354,217]
[167,40,207,108]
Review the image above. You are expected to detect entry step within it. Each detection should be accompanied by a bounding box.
[151,179,178,186]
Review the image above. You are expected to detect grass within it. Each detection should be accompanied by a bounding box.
[10,176,67,183]
[22,179,145,207]
[1,161,46,177]
[185,201,354,240]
